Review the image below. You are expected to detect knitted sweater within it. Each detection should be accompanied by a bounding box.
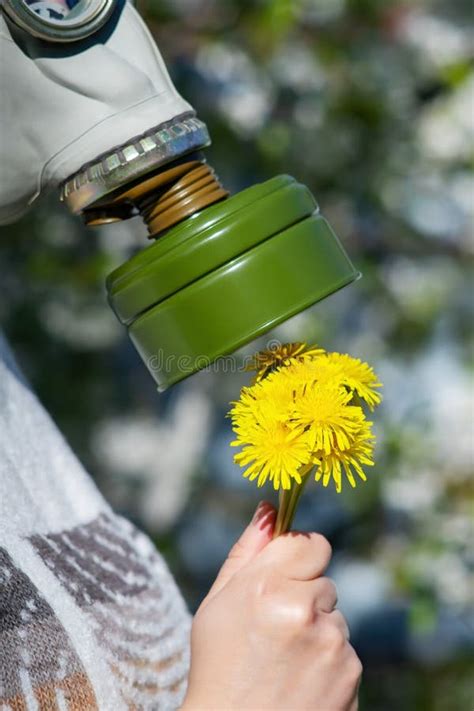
[0,332,191,710]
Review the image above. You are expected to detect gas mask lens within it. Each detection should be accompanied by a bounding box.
[24,0,85,22]
[2,0,117,41]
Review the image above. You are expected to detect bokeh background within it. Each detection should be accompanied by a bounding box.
[1,0,473,708]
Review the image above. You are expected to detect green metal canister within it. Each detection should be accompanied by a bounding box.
[106,174,359,390]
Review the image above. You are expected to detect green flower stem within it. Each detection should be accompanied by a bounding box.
[273,464,313,538]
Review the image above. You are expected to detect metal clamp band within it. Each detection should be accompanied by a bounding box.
[60,113,211,214]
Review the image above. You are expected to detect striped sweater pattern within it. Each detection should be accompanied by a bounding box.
[0,332,191,710]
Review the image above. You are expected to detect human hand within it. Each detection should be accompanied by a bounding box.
[182,501,362,711]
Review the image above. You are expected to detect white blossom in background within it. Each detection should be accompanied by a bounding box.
[195,43,274,137]
[40,295,121,349]
[382,256,461,318]
[379,344,473,474]
[297,0,346,25]
[399,542,473,613]
[399,11,471,68]
[98,216,148,259]
[418,77,474,163]
[383,467,443,515]
[375,343,473,614]
[381,174,468,242]
[330,559,391,629]
[93,386,213,531]
[433,552,474,609]
[271,43,326,93]
[447,171,474,253]
[428,357,473,474]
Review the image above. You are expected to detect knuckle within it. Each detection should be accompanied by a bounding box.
[274,603,314,644]
[310,533,332,563]
[273,532,332,571]
[330,609,349,635]
[319,577,338,601]
[331,609,347,626]
[253,579,314,634]
[320,621,346,651]
[347,650,363,681]
[292,601,315,628]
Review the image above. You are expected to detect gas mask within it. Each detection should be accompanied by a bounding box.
[0,0,358,390]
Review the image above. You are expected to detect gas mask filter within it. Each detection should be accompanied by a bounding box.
[1,0,359,390]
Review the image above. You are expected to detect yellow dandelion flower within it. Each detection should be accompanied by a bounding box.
[256,370,301,416]
[229,385,262,425]
[315,420,375,493]
[231,413,312,490]
[229,378,293,433]
[230,364,307,429]
[307,352,382,409]
[272,359,320,391]
[228,342,382,535]
[294,381,365,453]
[245,342,325,382]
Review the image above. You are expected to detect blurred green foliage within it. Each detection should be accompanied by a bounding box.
[1,1,473,708]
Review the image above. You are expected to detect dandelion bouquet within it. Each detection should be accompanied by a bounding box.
[229,343,382,537]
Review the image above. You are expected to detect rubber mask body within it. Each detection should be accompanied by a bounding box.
[0,1,193,224]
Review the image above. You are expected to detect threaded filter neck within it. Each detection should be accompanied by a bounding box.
[84,159,228,239]
[138,162,228,237]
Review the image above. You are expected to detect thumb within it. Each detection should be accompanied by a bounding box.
[205,501,276,602]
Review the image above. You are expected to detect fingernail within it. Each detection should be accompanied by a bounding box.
[252,500,272,523]
[252,500,265,521]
